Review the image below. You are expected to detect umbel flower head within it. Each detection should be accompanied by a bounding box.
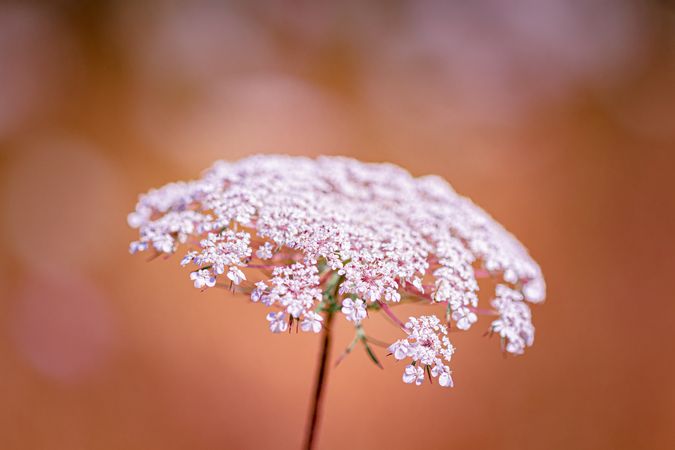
[128,155,546,388]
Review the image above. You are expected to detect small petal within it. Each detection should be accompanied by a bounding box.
[341,298,367,324]
[190,269,215,289]
[402,365,418,384]
[439,372,453,388]
[300,312,323,333]
[266,311,288,333]
[227,266,246,285]
[181,251,197,266]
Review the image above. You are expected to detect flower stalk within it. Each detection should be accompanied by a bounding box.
[303,303,334,450]
[303,273,341,450]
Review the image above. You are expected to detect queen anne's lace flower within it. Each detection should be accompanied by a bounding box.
[402,365,425,386]
[341,298,367,324]
[491,285,536,355]
[265,263,322,321]
[389,316,455,387]
[190,269,216,289]
[300,312,324,334]
[256,242,275,260]
[227,266,246,285]
[129,155,546,388]
[266,311,288,333]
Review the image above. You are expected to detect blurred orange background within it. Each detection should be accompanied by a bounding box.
[1,1,674,449]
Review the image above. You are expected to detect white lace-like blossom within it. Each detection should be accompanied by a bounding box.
[256,242,275,260]
[266,311,288,333]
[129,155,546,388]
[341,298,367,324]
[491,285,536,355]
[227,266,246,285]
[402,365,425,386]
[389,316,455,387]
[260,262,322,320]
[190,269,216,289]
[300,312,324,334]
[431,237,479,330]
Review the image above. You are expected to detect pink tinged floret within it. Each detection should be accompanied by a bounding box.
[412,277,424,293]
[300,312,323,333]
[402,365,425,386]
[388,339,411,360]
[340,298,367,324]
[251,281,268,303]
[490,285,535,354]
[438,371,453,388]
[390,315,456,387]
[180,251,197,266]
[264,263,322,322]
[190,269,216,289]
[267,311,288,333]
[255,242,274,260]
[227,266,246,285]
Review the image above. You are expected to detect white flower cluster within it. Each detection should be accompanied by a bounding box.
[491,285,536,355]
[389,316,455,387]
[181,230,252,286]
[341,297,367,324]
[128,155,546,386]
[251,262,323,333]
[431,236,479,330]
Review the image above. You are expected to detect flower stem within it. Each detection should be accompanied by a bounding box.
[303,307,335,450]
[377,300,406,329]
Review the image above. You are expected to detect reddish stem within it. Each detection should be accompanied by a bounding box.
[474,268,490,278]
[468,306,499,316]
[402,282,434,302]
[303,308,335,450]
[377,300,406,329]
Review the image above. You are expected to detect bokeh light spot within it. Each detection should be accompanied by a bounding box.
[8,269,117,383]
[2,138,126,269]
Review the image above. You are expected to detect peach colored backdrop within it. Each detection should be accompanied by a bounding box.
[1,1,674,449]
